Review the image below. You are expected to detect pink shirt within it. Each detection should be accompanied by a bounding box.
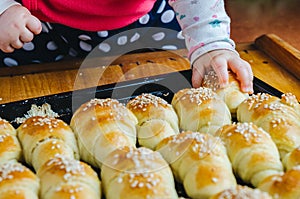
[21,0,156,31]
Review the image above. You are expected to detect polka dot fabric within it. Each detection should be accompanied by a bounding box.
[0,0,185,67]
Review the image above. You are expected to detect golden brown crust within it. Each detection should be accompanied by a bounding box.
[216,122,283,187]
[101,146,178,199]
[171,87,231,135]
[0,162,39,199]
[283,146,300,171]
[0,118,16,136]
[259,167,300,198]
[157,131,236,198]
[127,93,179,149]
[210,185,272,199]
[38,154,101,199]
[237,93,300,159]
[17,116,79,171]
[70,98,137,168]
[202,71,249,115]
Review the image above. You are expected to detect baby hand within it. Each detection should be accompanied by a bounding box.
[192,49,254,94]
[0,5,42,53]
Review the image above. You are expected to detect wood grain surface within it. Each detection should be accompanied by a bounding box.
[0,36,299,105]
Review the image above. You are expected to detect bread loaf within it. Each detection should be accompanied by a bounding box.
[70,98,137,168]
[0,118,22,163]
[172,88,231,135]
[17,116,79,172]
[0,161,40,199]
[209,185,272,199]
[283,146,300,171]
[237,93,300,159]
[101,146,178,199]
[216,122,283,187]
[37,154,101,199]
[202,71,249,116]
[127,93,179,149]
[156,131,237,199]
[259,166,300,199]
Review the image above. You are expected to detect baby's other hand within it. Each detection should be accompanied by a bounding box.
[0,5,42,53]
[192,49,254,94]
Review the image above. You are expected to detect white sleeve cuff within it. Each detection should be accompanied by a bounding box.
[190,40,239,65]
[0,0,20,15]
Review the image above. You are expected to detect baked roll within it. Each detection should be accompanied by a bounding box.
[283,146,300,171]
[156,131,237,199]
[0,118,22,163]
[237,93,300,159]
[209,185,272,199]
[216,122,283,187]
[127,93,179,149]
[202,70,249,116]
[259,166,300,199]
[17,116,79,172]
[0,161,40,199]
[172,87,232,135]
[37,154,101,199]
[101,146,178,199]
[70,98,138,168]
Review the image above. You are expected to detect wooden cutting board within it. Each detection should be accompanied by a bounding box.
[0,34,299,104]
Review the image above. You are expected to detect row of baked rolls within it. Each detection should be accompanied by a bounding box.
[101,146,178,199]
[156,131,237,199]
[0,118,22,163]
[215,122,283,187]
[237,92,300,162]
[17,116,79,172]
[126,93,179,149]
[0,161,40,199]
[171,87,231,135]
[201,70,249,117]
[70,98,137,168]
[37,154,101,199]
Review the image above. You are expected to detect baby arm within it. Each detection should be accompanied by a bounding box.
[169,0,253,93]
[0,0,42,53]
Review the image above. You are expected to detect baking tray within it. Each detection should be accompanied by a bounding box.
[0,69,282,127]
[0,69,284,197]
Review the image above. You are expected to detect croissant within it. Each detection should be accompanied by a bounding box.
[215,122,283,187]
[17,116,79,172]
[237,93,300,159]
[70,98,138,168]
[172,87,231,135]
[202,70,249,116]
[283,146,300,171]
[127,93,179,149]
[0,161,40,199]
[209,185,272,199]
[258,166,300,199]
[101,146,178,199]
[0,118,22,163]
[37,154,101,199]
[156,131,237,199]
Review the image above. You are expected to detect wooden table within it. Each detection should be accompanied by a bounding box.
[0,34,299,105]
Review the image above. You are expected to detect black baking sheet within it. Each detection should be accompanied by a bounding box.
[0,69,285,197]
[0,69,283,128]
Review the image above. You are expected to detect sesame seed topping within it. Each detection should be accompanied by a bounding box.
[127,93,169,111]
[216,185,272,199]
[202,71,219,91]
[46,154,86,181]
[167,132,220,158]
[178,87,215,105]
[0,162,26,182]
[229,123,270,142]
